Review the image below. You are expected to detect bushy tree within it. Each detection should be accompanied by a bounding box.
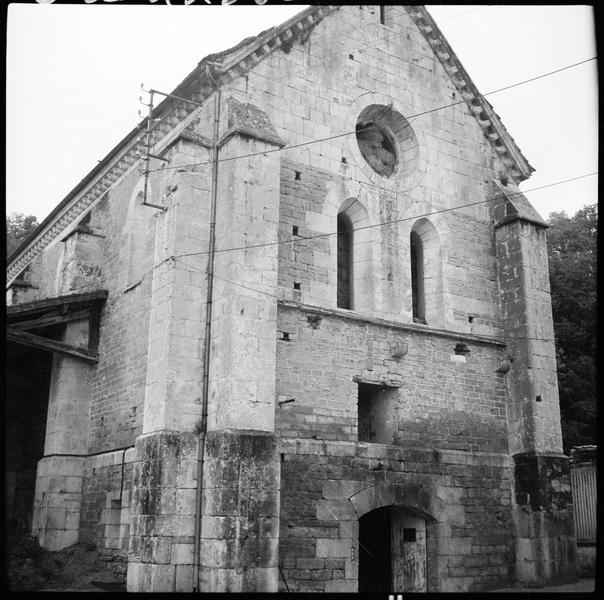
[547,204,597,452]
[6,213,39,257]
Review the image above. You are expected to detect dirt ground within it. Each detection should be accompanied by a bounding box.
[6,531,126,592]
[489,578,595,593]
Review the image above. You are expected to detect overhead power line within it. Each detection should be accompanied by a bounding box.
[198,270,565,345]
[108,169,597,297]
[172,171,598,260]
[13,52,593,142]
[9,83,141,104]
[145,55,597,175]
[484,56,597,97]
[7,8,407,121]
[439,6,491,23]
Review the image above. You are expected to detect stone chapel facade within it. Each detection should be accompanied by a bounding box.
[6,5,576,593]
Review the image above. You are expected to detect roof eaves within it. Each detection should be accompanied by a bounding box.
[7,289,108,318]
[7,5,330,279]
[407,6,534,183]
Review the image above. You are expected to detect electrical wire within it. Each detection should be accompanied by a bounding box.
[9,101,140,122]
[7,8,407,124]
[5,6,453,114]
[198,269,563,346]
[439,6,493,23]
[144,55,597,175]
[6,123,137,139]
[119,167,597,348]
[9,11,597,295]
[15,49,593,141]
[131,9,594,183]
[137,8,499,150]
[8,82,137,103]
[173,171,598,260]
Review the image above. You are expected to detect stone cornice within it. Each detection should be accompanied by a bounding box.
[278,300,506,347]
[8,5,531,285]
[7,5,334,286]
[405,6,534,184]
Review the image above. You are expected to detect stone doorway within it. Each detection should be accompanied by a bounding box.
[6,343,53,533]
[359,506,391,592]
[358,505,427,593]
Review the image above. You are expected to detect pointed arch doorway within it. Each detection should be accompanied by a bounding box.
[358,505,427,593]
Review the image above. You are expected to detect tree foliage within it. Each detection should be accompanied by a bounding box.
[6,213,39,257]
[546,204,597,452]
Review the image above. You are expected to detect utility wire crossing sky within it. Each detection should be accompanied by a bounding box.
[6,4,598,223]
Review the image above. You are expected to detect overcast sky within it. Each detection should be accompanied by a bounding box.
[6,3,597,225]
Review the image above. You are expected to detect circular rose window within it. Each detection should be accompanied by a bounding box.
[355,104,419,179]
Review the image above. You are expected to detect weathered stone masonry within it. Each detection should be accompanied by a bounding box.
[6,4,575,593]
[274,304,514,592]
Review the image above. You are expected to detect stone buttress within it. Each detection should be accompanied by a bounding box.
[126,128,212,592]
[127,94,284,592]
[198,96,284,592]
[491,180,576,585]
[30,220,105,551]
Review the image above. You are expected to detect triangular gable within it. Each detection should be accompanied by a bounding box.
[407,6,534,181]
[7,5,532,284]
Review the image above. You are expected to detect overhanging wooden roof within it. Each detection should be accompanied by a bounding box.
[7,290,108,319]
[7,290,108,363]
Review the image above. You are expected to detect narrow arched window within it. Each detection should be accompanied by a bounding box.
[337,212,353,309]
[410,219,443,326]
[410,230,425,323]
[125,191,147,288]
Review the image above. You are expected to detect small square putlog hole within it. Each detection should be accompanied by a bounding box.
[403,528,416,542]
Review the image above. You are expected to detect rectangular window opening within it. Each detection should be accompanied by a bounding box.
[357,382,396,444]
[293,282,301,290]
[292,225,299,236]
[380,6,386,25]
[294,171,301,180]
[403,528,416,542]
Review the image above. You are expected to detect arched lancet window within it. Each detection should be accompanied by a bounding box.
[122,183,154,290]
[127,192,147,285]
[410,219,443,326]
[333,198,373,312]
[337,212,353,309]
[410,230,425,323]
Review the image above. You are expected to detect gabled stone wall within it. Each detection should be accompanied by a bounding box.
[8,4,572,593]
